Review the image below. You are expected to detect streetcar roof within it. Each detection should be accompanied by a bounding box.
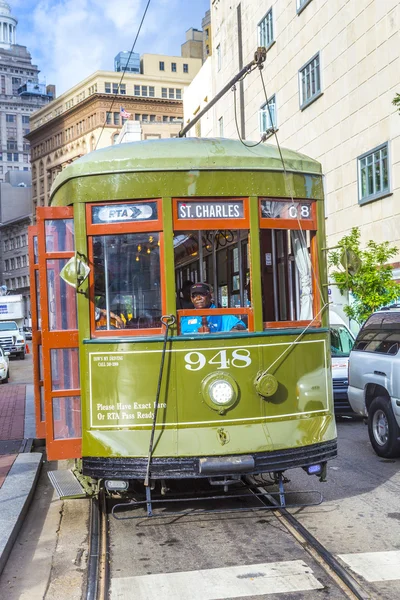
[50,137,322,201]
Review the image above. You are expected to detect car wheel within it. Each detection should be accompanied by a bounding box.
[2,370,8,384]
[368,396,400,458]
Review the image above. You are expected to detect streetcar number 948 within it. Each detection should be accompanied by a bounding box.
[184,349,252,371]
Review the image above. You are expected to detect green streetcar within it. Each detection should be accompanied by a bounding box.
[29,137,337,507]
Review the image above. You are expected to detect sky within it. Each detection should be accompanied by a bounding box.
[10,0,209,95]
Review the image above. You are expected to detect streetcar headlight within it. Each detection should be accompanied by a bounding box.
[209,380,234,405]
[201,372,239,413]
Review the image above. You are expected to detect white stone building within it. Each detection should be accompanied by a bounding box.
[185,0,400,265]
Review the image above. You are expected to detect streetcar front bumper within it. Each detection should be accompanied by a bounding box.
[82,439,337,480]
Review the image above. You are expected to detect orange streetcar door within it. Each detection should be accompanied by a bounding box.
[28,224,45,439]
[36,207,82,460]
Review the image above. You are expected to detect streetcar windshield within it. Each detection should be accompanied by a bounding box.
[174,229,250,334]
[92,233,161,330]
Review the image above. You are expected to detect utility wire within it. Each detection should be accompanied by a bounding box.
[233,83,265,148]
[95,0,151,151]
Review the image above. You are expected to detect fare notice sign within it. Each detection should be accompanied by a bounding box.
[177,200,244,220]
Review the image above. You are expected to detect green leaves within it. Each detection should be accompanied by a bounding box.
[329,227,400,324]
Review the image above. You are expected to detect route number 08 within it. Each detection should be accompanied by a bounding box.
[288,204,311,219]
[184,349,252,371]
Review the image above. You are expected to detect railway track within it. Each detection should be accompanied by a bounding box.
[86,480,371,600]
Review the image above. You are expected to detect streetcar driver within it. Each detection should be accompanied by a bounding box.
[180,282,246,334]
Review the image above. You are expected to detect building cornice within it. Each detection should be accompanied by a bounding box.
[26,94,183,140]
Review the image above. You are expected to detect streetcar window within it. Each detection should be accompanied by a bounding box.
[174,230,250,309]
[174,229,250,334]
[260,229,314,323]
[92,233,161,331]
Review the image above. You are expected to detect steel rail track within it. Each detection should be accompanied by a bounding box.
[86,490,109,600]
[87,478,372,600]
[244,477,372,600]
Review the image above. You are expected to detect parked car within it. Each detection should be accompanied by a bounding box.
[0,346,10,384]
[348,306,400,458]
[329,309,355,414]
[22,326,32,340]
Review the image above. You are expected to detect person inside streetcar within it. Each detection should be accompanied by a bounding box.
[180,282,246,334]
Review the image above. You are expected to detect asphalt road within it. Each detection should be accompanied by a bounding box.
[7,341,33,385]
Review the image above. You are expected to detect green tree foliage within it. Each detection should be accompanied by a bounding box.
[393,93,400,111]
[329,227,400,324]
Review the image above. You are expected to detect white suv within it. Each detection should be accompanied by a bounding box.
[348,307,400,458]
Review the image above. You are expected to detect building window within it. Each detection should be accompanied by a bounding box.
[113,133,119,145]
[218,116,224,137]
[159,61,165,71]
[161,87,167,98]
[4,259,9,271]
[297,0,313,14]
[106,112,112,125]
[216,44,221,71]
[135,114,140,121]
[171,62,177,72]
[163,116,168,122]
[169,88,175,99]
[299,53,321,109]
[142,114,148,122]
[104,82,111,93]
[258,9,274,48]
[113,112,120,125]
[358,143,390,205]
[149,86,155,97]
[183,63,188,73]
[6,114,15,123]
[22,115,30,124]
[150,115,156,122]
[10,258,15,269]
[120,84,126,95]
[259,95,276,133]
[142,86,148,97]
[134,85,140,96]
[176,89,182,100]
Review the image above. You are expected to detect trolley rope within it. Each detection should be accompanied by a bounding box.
[144,315,176,489]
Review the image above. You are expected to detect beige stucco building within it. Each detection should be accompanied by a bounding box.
[186,0,400,269]
[27,54,202,208]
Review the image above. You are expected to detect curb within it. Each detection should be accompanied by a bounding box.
[0,452,43,576]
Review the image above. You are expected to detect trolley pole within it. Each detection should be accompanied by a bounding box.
[178,47,267,138]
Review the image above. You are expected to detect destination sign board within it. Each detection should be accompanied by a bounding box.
[177,201,244,220]
[92,202,157,224]
[260,200,313,220]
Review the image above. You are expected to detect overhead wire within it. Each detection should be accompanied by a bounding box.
[94,0,151,151]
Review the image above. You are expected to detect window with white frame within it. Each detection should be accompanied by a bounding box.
[259,95,276,134]
[258,9,274,48]
[358,143,390,204]
[297,0,313,14]
[299,53,321,109]
[216,44,221,71]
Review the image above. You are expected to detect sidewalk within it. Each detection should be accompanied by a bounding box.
[0,383,42,575]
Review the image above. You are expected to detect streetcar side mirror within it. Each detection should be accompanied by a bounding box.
[60,254,91,289]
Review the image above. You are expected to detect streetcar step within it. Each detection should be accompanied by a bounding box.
[48,469,86,499]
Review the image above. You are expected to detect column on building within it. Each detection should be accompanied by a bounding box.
[0,112,6,151]
[16,111,23,153]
